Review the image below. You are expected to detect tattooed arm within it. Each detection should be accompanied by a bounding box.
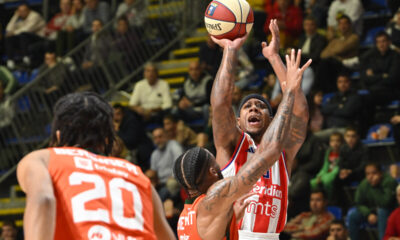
[262,20,311,174]
[196,51,311,240]
[210,35,249,167]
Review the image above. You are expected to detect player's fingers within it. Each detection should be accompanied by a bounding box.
[291,49,295,66]
[296,49,301,67]
[210,36,220,44]
[285,54,290,66]
[300,59,312,73]
[261,41,267,48]
[237,192,256,203]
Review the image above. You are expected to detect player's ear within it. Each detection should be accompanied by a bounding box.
[209,167,218,177]
[237,117,241,128]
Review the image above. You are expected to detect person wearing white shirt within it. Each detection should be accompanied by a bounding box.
[129,62,172,123]
[327,0,363,39]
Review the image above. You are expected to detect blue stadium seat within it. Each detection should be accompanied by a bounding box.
[362,123,395,145]
[12,71,29,85]
[322,92,335,105]
[327,206,342,219]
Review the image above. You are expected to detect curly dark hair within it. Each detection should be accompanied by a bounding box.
[49,92,115,155]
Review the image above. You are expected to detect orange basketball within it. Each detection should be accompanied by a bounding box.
[204,0,254,40]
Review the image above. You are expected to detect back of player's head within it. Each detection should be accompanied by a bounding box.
[173,147,213,197]
[50,92,115,155]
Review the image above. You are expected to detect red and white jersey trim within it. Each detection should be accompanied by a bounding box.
[221,132,289,233]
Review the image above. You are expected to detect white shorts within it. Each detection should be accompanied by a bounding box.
[238,230,280,240]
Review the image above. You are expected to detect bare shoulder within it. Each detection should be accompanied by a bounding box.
[17,149,50,182]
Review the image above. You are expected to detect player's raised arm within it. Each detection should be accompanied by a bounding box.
[17,149,56,240]
[262,19,287,91]
[151,186,176,240]
[262,20,312,174]
[282,49,311,174]
[196,50,309,239]
[210,34,249,166]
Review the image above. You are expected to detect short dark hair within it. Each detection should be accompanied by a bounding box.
[330,132,344,142]
[304,15,317,23]
[337,71,351,80]
[163,114,179,123]
[2,220,16,229]
[375,31,390,42]
[311,188,327,199]
[50,92,115,155]
[112,103,124,111]
[365,162,382,172]
[330,219,346,228]
[173,147,213,197]
[338,14,352,24]
[345,126,358,135]
[117,16,128,24]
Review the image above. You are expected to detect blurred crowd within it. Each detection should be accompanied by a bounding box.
[1,0,400,240]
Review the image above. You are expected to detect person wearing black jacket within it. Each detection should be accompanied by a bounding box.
[113,104,154,171]
[315,73,362,140]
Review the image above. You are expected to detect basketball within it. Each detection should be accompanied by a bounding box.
[204,0,254,40]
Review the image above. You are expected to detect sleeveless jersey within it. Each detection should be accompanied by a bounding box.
[177,195,238,240]
[47,147,156,240]
[221,132,289,234]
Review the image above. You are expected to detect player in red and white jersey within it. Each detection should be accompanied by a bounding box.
[17,92,176,240]
[210,20,310,239]
[174,48,311,240]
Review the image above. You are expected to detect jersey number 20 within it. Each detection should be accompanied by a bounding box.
[69,172,144,231]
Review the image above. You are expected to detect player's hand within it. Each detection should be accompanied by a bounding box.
[261,19,280,59]
[233,192,255,224]
[285,49,312,91]
[211,33,249,50]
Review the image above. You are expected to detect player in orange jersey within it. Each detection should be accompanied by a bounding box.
[174,49,311,240]
[17,92,176,240]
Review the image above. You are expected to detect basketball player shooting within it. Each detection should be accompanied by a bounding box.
[175,48,311,240]
[210,19,311,239]
[16,92,176,240]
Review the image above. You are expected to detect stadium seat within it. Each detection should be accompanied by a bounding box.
[360,26,385,48]
[327,206,342,219]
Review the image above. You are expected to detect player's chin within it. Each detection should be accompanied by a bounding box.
[245,126,264,137]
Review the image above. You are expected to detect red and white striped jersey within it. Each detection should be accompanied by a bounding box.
[221,132,289,234]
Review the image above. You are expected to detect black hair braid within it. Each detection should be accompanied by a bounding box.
[50,92,115,155]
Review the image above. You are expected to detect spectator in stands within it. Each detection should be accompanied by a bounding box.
[317,15,359,93]
[310,132,343,203]
[327,220,350,240]
[129,62,172,124]
[282,189,335,240]
[177,60,212,122]
[308,90,324,133]
[390,114,400,151]
[149,128,183,192]
[0,220,17,240]
[315,73,362,140]
[163,114,198,149]
[113,104,154,171]
[56,0,85,55]
[326,0,363,39]
[81,19,110,69]
[35,51,68,107]
[288,129,326,218]
[199,34,222,77]
[297,15,327,68]
[0,81,15,129]
[360,31,400,107]
[0,66,17,95]
[305,0,331,27]
[116,0,147,28]
[235,48,257,90]
[384,184,400,240]
[386,9,400,54]
[337,127,368,185]
[348,162,398,240]
[44,0,72,41]
[5,3,46,69]
[113,16,139,63]
[264,0,303,48]
[82,0,110,35]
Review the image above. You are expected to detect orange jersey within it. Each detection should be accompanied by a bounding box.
[177,195,238,240]
[47,147,156,240]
